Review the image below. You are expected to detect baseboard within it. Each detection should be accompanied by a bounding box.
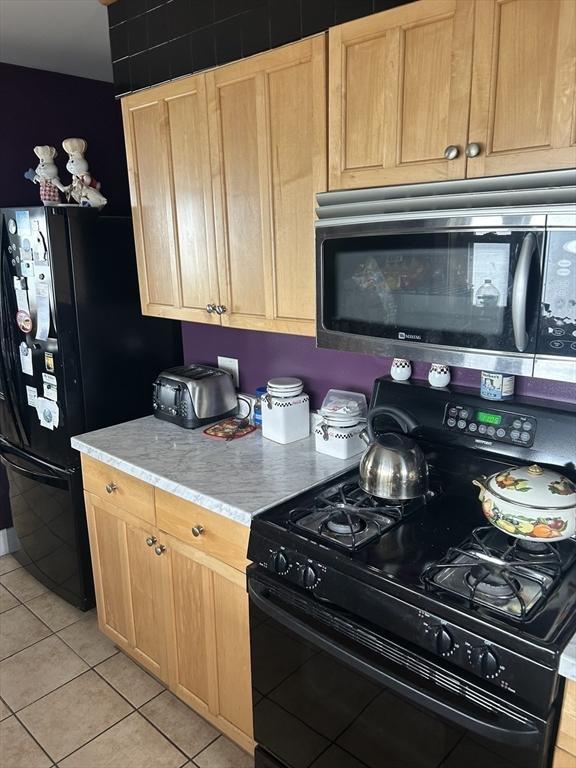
[0,527,18,556]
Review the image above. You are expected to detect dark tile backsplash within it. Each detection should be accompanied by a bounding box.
[108,0,409,97]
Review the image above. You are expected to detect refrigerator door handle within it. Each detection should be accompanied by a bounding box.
[0,231,28,446]
[0,453,68,490]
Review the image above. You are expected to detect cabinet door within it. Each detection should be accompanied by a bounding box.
[164,536,253,752]
[207,37,326,336]
[84,492,169,681]
[468,0,576,177]
[121,77,221,323]
[329,0,474,189]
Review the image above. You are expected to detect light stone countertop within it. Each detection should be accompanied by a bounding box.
[71,416,359,527]
[560,633,576,681]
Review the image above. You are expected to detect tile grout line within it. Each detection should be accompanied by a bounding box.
[9,707,59,766]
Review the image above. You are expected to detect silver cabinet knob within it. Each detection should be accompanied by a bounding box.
[215,305,227,315]
[191,525,205,538]
[465,142,481,158]
[105,482,118,494]
[444,145,460,160]
[154,544,166,556]
[206,303,217,313]
[145,536,157,547]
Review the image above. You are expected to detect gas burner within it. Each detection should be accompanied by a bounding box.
[465,563,521,602]
[422,527,561,621]
[325,510,366,536]
[288,480,425,551]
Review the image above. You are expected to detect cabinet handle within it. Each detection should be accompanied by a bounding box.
[465,142,481,158]
[215,305,227,315]
[105,482,118,494]
[154,544,166,556]
[206,303,217,314]
[145,536,157,547]
[191,525,205,537]
[444,145,460,160]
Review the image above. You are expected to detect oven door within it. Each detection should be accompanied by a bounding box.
[249,569,553,768]
[316,216,544,376]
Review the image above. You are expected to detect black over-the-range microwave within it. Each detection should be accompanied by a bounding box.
[316,169,576,383]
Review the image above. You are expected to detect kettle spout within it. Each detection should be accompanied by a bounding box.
[359,427,370,446]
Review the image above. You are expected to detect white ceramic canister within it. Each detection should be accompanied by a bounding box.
[314,422,366,459]
[261,378,310,444]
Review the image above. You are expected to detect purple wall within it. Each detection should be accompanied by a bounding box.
[181,323,576,409]
[0,63,130,214]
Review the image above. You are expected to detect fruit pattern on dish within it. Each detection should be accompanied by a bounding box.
[482,498,569,539]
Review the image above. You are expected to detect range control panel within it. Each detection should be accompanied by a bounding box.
[443,403,537,447]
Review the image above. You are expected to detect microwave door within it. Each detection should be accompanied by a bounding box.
[317,222,543,376]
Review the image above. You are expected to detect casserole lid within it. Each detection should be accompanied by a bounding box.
[486,464,576,511]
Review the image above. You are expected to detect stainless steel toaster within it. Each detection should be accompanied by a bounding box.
[152,364,237,428]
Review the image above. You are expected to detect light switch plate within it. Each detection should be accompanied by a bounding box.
[217,356,239,387]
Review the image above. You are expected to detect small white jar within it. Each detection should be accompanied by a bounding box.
[261,390,310,444]
[314,422,365,459]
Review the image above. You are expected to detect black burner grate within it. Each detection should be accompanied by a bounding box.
[421,527,563,621]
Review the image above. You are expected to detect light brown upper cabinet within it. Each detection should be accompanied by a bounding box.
[329,0,475,189]
[207,36,326,335]
[467,0,576,177]
[329,0,576,190]
[122,75,221,323]
[122,36,326,335]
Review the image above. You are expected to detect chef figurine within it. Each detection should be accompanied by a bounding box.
[24,146,67,205]
[61,137,107,208]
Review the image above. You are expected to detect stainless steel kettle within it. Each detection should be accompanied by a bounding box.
[359,406,429,500]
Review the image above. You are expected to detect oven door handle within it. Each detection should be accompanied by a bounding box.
[511,232,537,352]
[248,580,541,748]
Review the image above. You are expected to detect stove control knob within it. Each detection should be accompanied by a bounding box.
[469,646,500,678]
[433,625,454,656]
[271,551,290,575]
[301,565,318,589]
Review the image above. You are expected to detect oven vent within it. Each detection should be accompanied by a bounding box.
[315,168,576,225]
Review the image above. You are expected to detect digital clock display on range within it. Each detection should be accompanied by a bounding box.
[475,410,502,426]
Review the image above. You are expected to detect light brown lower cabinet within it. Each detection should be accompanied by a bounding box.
[83,473,254,753]
[84,492,171,682]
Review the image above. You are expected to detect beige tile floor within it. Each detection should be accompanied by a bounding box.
[0,554,254,768]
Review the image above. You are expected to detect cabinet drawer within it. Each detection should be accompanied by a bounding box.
[81,455,155,526]
[558,680,576,756]
[554,747,576,768]
[156,489,249,571]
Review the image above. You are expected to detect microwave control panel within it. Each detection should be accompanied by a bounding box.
[443,403,537,447]
[538,230,576,357]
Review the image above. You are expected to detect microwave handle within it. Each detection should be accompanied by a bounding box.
[511,232,537,352]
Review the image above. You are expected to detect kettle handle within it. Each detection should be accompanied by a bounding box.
[367,406,420,441]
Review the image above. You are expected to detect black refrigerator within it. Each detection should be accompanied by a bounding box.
[0,205,182,609]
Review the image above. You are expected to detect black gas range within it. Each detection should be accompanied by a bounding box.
[247,380,576,768]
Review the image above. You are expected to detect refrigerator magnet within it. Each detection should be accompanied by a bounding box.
[15,210,31,236]
[19,342,33,375]
[44,352,54,372]
[15,288,30,314]
[16,309,33,333]
[21,260,34,278]
[42,372,57,402]
[36,398,59,430]
[8,218,17,235]
[26,386,38,407]
[35,282,50,341]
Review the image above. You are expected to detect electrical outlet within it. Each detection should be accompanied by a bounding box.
[217,356,239,387]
